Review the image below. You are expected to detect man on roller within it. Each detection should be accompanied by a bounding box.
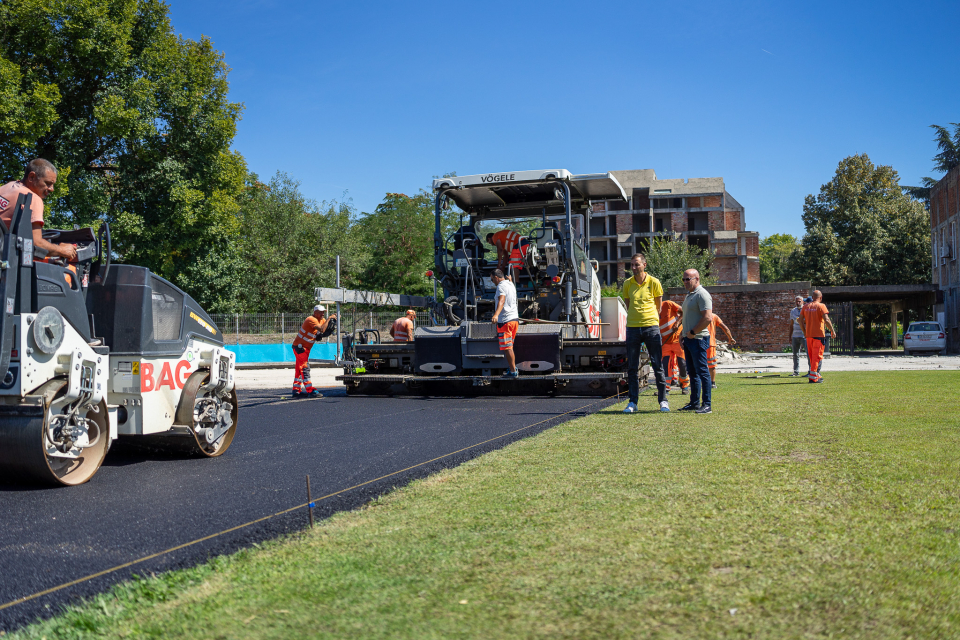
[0,159,77,261]
[798,290,834,383]
[390,310,417,342]
[659,299,689,395]
[291,304,337,397]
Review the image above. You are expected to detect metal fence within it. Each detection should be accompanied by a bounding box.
[209,310,433,345]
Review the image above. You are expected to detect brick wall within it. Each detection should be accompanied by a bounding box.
[708,211,724,231]
[724,210,740,230]
[745,235,759,256]
[687,196,702,208]
[704,195,722,207]
[665,282,811,352]
[713,256,739,283]
[747,259,760,283]
[616,214,631,234]
[671,212,687,232]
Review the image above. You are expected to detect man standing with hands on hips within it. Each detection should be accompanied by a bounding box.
[490,269,520,378]
[620,253,669,413]
[679,269,713,414]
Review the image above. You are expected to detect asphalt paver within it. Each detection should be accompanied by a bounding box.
[0,388,619,631]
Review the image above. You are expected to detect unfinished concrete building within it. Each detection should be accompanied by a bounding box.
[932,165,959,352]
[588,169,759,285]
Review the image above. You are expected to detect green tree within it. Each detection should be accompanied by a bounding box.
[354,192,436,296]
[644,233,716,289]
[232,173,362,313]
[790,154,930,287]
[0,0,246,296]
[902,123,960,208]
[759,233,801,283]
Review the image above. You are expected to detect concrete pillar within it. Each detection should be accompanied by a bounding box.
[891,306,898,349]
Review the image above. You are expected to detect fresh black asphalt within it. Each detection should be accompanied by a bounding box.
[0,388,620,631]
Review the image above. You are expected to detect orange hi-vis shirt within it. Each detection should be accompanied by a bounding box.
[0,181,44,229]
[801,302,829,338]
[708,314,724,348]
[491,229,520,254]
[659,300,682,345]
[293,316,327,351]
[392,317,414,342]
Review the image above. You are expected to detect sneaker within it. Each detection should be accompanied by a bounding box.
[711,382,718,389]
[303,389,323,397]
[623,402,638,413]
[696,404,712,414]
[681,386,690,395]
[809,378,823,384]
[659,400,670,412]
[501,370,519,379]
[791,372,800,377]
[678,402,700,412]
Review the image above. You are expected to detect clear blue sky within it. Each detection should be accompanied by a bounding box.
[168,0,959,239]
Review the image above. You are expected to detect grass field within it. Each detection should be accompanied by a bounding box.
[12,371,960,639]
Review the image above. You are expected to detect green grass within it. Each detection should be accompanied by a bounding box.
[12,371,960,639]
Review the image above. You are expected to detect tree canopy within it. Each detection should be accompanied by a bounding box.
[644,233,716,289]
[759,233,801,283]
[789,154,930,286]
[0,0,246,293]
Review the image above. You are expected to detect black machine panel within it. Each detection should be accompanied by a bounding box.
[413,326,463,374]
[86,265,223,356]
[32,261,92,342]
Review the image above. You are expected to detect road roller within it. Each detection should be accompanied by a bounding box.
[0,192,237,486]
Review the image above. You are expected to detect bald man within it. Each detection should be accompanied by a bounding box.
[0,159,77,261]
[680,269,713,413]
[798,290,835,383]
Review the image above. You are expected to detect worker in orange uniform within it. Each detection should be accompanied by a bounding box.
[390,310,417,342]
[707,314,736,389]
[291,304,337,397]
[659,299,689,395]
[486,229,522,271]
[798,290,835,383]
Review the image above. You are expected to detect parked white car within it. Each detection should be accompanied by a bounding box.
[903,322,947,356]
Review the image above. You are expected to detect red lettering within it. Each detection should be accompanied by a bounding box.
[175,360,191,388]
[158,362,175,390]
[140,363,154,392]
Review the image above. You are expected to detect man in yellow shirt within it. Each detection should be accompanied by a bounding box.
[620,253,669,413]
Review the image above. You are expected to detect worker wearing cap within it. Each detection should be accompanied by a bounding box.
[291,304,337,397]
[390,310,417,342]
[707,314,736,389]
[659,299,689,395]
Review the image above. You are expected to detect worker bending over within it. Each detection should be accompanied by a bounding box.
[291,304,337,397]
[798,290,834,383]
[707,314,736,389]
[659,299,689,395]
[390,310,417,342]
[487,229,522,272]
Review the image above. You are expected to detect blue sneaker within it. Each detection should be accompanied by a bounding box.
[501,370,519,379]
[659,401,670,412]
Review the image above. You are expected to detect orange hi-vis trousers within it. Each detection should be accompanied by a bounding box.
[661,343,688,391]
[292,344,315,393]
[807,337,825,381]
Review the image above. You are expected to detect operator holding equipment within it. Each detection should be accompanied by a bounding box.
[487,229,522,271]
[390,310,417,342]
[620,253,669,413]
[659,299,689,395]
[0,159,77,261]
[490,269,519,378]
[706,314,736,389]
[291,304,337,398]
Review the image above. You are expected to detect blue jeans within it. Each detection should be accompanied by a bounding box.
[626,326,666,405]
[682,335,711,407]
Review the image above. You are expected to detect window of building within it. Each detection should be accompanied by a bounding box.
[653,189,672,194]
[633,213,650,232]
[652,197,682,210]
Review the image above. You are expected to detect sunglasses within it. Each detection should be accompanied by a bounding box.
[682,277,696,282]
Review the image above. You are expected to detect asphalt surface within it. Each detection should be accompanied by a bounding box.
[0,388,619,632]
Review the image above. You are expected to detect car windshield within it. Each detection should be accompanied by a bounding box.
[908,323,941,332]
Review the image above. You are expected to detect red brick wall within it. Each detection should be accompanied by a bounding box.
[666,283,811,352]
[708,211,724,231]
[616,214,631,234]
[704,195,722,207]
[671,212,687,232]
[747,260,760,283]
[724,210,740,231]
[745,236,759,256]
[687,196,702,208]
[713,257,739,283]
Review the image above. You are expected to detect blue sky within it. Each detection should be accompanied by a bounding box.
[168,0,959,239]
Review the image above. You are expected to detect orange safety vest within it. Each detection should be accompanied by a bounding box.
[492,229,521,254]
[659,300,682,345]
[508,243,529,270]
[392,317,414,342]
[293,316,325,351]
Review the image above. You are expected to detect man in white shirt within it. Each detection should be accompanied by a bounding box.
[789,295,806,376]
[490,269,519,378]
